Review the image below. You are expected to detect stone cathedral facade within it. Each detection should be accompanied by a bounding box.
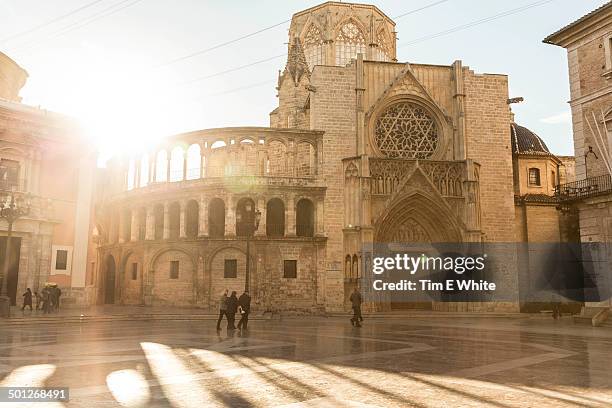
[94,2,573,313]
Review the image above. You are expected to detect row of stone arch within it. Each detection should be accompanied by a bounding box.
[111,196,316,243]
[126,138,317,191]
[344,254,360,281]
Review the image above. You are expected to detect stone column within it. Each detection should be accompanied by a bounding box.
[256,196,266,237]
[179,200,186,238]
[166,155,171,182]
[198,194,208,237]
[286,194,296,236]
[130,210,138,241]
[163,202,170,239]
[145,206,155,240]
[118,211,126,243]
[225,195,235,237]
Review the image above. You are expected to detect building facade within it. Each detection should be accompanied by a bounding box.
[545,2,612,312]
[0,52,97,307]
[97,1,573,313]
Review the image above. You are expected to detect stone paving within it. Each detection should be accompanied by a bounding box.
[0,316,611,407]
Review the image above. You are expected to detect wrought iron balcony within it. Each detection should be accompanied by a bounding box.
[555,174,612,201]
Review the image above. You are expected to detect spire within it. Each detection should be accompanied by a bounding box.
[285,36,310,86]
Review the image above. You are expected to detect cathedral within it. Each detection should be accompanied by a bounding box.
[92,1,575,313]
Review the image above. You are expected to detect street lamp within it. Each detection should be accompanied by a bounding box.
[0,190,31,317]
[236,203,261,293]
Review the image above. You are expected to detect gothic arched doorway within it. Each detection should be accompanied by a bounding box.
[374,192,463,310]
[104,255,116,304]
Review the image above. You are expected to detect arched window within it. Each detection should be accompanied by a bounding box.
[376,28,391,62]
[374,101,439,159]
[266,198,285,237]
[528,168,541,186]
[335,21,366,66]
[168,202,180,239]
[208,198,225,238]
[154,204,164,240]
[127,159,136,190]
[139,155,149,187]
[352,254,359,279]
[155,150,168,182]
[304,24,324,70]
[185,200,199,238]
[296,198,314,237]
[186,144,201,180]
[138,207,146,240]
[236,197,256,237]
[170,147,184,182]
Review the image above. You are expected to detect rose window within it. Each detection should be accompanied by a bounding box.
[374,102,439,159]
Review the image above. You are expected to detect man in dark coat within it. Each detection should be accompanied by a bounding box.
[226,291,239,330]
[216,289,228,331]
[21,288,33,311]
[237,291,251,331]
[349,287,363,327]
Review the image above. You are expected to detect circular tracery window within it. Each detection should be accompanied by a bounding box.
[374,102,439,159]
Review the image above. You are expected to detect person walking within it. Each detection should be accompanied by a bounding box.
[34,291,41,311]
[21,288,33,311]
[237,290,251,331]
[41,286,51,314]
[56,286,62,311]
[226,291,238,330]
[349,287,363,327]
[216,289,229,331]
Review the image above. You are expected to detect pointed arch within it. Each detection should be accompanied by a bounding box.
[375,26,392,61]
[335,18,366,66]
[374,191,463,243]
[303,23,325,70]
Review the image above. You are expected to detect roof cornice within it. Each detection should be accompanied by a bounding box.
[543,2,612,47]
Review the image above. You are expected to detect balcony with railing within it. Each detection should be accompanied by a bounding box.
[555,174,612,201]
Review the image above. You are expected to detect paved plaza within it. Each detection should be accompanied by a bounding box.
[1,316,611,407]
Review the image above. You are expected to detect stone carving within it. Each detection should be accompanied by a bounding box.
[370,158,464,197]
[389,218,431,243]
[374,102,438,159]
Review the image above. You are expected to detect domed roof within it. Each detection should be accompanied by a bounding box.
[510,123,551,155]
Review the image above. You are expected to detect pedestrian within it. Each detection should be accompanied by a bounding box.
[50,285,58,312]
[41,286,51,314]
[349,287,363,327]
[21,288,33,311]
[237,290,251,331]
[216,289,228,331]
[226,290,238,330]
[56,286,62,311]
[34,291,41,310]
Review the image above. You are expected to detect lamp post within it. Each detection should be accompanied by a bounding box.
[236,203,261,293]
[0,190,31,317]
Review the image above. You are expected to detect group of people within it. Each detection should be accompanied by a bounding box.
[217,289,251,332]
[21,284,62,314]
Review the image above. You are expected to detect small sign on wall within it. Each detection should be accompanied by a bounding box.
[50,245,73,275]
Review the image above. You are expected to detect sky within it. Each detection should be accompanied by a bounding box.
[0,0,607,165]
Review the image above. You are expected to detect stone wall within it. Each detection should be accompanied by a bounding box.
[464,70,515,242]
[310,64,357,312]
